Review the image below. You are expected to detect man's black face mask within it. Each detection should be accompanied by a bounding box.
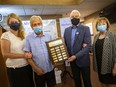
[71,18,80,26]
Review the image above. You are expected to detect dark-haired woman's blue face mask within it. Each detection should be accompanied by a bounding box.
[97,20,107,32]
[9,22,20,31]
[97,25,107,32]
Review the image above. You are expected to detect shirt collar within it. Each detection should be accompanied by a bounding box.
[71,23,80,29]
[33,32,45,38]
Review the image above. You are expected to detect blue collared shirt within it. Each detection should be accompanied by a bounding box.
[71,26,78,54]
[24,32,53,73]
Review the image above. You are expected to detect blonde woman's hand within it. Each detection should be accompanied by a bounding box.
[24,52,32,59]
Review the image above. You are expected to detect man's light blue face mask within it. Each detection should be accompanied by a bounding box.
[33,26,43,34]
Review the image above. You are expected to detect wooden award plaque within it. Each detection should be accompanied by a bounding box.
[46,38,69,64]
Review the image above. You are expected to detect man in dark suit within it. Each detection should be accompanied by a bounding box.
[64,10,92,87]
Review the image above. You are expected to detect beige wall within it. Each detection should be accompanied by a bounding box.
[83,11,99,43]
[110,23,116,33]
[84,11,116,33]
[84,11,116,43]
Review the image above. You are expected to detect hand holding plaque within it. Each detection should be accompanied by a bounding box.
[46,38,69,64]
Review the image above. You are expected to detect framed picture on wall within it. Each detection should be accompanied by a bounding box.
[86,23,94,36]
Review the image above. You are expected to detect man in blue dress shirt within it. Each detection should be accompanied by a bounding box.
[24,15,56,87]
[64,10,92,87]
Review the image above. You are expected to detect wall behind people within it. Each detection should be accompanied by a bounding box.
[110,23,116,33]
[83,11,99,43]
[61,9,116,43]
[83,10,116,43]
[1,15,62,37]
[1,12,116,42]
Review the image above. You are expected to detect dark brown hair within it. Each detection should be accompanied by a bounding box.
[95,17,110,31]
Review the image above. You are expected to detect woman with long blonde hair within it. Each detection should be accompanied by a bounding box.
[1,13,35,87]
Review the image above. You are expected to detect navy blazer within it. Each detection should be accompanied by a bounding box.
[64,24,91,67]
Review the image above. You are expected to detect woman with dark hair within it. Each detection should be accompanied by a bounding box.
[93,17,116,87]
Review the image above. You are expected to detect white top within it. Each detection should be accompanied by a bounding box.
[1,31,28,68]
